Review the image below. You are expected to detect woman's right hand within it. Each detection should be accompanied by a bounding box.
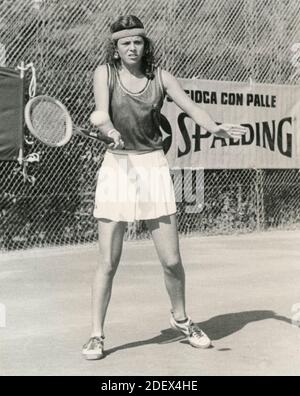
[107,130,125,149]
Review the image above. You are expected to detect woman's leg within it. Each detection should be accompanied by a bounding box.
[145,214,187,321]
[91,219,127,337]
[145,214,211,348]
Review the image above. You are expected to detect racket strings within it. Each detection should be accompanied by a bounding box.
[30,100,68,145]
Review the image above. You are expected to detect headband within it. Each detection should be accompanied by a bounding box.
[111,28,146,40]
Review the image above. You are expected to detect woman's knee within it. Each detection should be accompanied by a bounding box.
[97,259,120,278]
[162,255,182,273]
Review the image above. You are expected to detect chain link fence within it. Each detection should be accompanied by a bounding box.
[1,0,300,251]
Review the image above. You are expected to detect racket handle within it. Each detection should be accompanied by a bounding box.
[78,128,114,144]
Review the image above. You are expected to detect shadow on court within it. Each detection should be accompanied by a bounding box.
[105,310,292,356]
[199,310,292,340]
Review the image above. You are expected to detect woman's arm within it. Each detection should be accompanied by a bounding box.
[161,70,246,139]
[92,65,124,149]
[93,65,110,114]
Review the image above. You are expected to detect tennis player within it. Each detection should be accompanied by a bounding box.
[82,15,246,360]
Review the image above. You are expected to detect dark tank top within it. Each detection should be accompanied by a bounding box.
[107,64,165,153]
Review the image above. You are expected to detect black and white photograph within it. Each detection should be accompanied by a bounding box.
[0,0,300,378]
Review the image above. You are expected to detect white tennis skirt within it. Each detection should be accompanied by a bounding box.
[93,149,177,222]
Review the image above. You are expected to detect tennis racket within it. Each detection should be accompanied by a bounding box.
[24,95,114,147]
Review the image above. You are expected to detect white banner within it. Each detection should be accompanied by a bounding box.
[161,79,300,169]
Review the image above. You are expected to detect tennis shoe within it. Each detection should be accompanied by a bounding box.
[170,314,211,349]
[82,336,105,360]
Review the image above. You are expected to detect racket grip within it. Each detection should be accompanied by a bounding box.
[90,131,114,144]
[79,128,114,144]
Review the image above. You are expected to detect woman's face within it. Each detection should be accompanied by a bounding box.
[116,36,145,65]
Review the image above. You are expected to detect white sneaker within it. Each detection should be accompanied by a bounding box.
[170,314,212,349]
[82,336,105,360]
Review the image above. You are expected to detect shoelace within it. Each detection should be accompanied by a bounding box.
[188,323,205,339]
[85,337,103,350]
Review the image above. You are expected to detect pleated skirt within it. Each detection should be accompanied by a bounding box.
[93,149,177,222]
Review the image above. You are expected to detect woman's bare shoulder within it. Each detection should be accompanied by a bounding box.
[160,69,179,89]
[94,64,108,75]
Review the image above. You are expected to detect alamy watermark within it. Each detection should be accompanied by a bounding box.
[96,160,205,214]
[171,167,204,214]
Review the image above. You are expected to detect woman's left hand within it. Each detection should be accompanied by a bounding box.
[213,123,248,139]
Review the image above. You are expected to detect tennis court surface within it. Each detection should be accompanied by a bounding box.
[0,229,300,376]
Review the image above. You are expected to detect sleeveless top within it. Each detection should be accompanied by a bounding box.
[107,63,165,153]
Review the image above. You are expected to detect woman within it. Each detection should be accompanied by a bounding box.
[82,15,246,360]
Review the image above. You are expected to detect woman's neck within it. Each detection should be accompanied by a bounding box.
[119,61,144,78]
